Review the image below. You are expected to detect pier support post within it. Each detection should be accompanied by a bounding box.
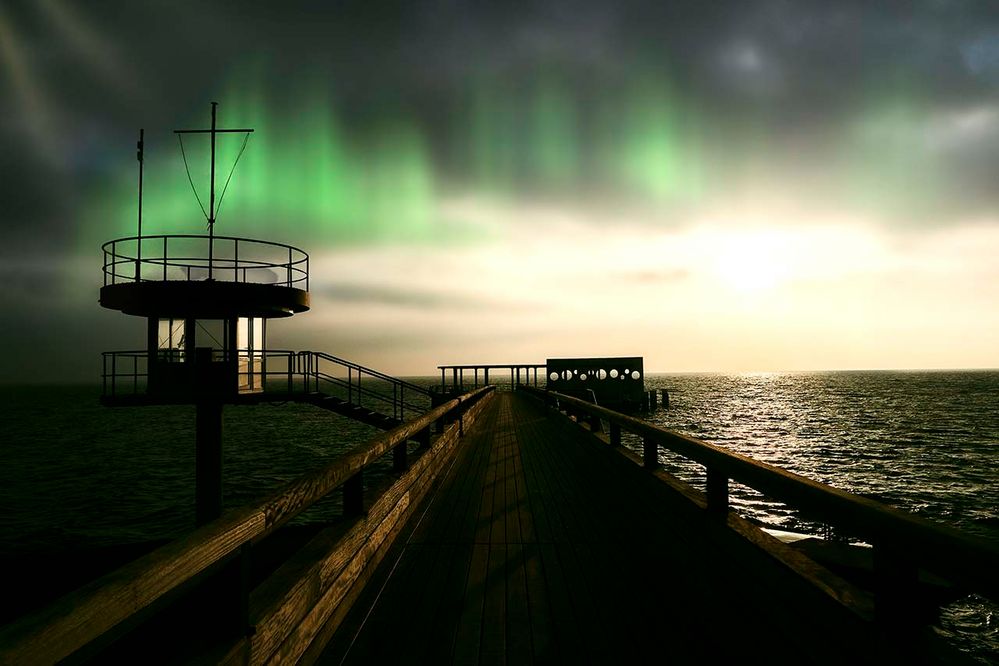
[195,398,223,526]
[195,347,223,527]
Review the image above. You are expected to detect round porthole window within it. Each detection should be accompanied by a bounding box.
[609,369,619,379]
[580,373,588,381]
[631,371,641,380]
[597,369,607,380]
[549,371,559,381]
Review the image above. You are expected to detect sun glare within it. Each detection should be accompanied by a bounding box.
[708,229,792,293]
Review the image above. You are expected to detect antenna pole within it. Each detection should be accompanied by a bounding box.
[174,103,252,276]
[208,102,217,280]
[136,128,144,282]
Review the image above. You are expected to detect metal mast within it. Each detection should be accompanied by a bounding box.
[174,102,253,280]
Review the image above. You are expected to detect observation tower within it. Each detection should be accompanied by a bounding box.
[99,102,310,524]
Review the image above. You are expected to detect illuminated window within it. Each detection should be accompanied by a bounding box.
[157,318,186,362]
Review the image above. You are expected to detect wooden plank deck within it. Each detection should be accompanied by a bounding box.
[318,393,887,665]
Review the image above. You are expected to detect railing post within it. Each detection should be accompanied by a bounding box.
[706,469,729,517]
[261,349,268,392]
[111,353,117,397]
[418,427,431,450]
[233,238,239,282]
[609,422,621,447]
[643,435,658,469]
[588,413,602,433]
[393,440,408,473]
[163,236,168,280]
[217,541,253,639]
[873,542,920,631]
[459,400,465,437]
[287,246,292,287]
[344,470,364,516]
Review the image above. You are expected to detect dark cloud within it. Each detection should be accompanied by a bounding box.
[2,1,999,380]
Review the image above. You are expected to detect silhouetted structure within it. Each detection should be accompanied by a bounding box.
[546,356,645,407]
[99,103,310,525]
[436,363,546,394]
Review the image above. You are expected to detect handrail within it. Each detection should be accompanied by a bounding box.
[308,351,430,396]
[101,234,309,290]
[0,386,494,663]
[100,348,433,421]
[526,387,999,608]
[101,349,303,399]
[300,351,432,421]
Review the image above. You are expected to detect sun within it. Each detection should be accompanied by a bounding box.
[710,230,791,293]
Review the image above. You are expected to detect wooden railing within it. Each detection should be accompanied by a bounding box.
[0,386,495,664]
[524,387,999,624]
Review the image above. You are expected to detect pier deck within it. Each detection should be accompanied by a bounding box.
[319,393,882,665]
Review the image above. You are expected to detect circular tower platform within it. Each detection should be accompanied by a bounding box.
[100,280,308,318]
[99,234,310,318]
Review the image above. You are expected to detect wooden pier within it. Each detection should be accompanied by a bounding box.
[320,392,879,664]
[2,387,997,663]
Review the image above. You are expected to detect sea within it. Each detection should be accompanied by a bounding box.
[1,370,996,661]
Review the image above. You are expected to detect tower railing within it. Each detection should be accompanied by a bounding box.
[102,234,309,290]
[101,348,434,421]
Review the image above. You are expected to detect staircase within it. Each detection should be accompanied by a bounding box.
[295,351,433,430]
[304,394,403,430]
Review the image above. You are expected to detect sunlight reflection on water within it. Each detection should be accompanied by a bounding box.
[640,370,999,662]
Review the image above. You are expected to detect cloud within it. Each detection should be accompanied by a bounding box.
[313,283,494,310]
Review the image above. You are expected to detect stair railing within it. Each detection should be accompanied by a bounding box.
[297,351,431,421]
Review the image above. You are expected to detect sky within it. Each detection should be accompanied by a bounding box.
[1,0,998,382]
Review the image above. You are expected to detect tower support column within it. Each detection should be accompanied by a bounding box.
[196,399,223,525]
[195,346,223,526]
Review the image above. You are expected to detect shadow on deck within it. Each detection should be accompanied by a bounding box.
[319,393,898,665]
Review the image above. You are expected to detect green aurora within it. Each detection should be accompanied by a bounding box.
[80,68,952,254]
